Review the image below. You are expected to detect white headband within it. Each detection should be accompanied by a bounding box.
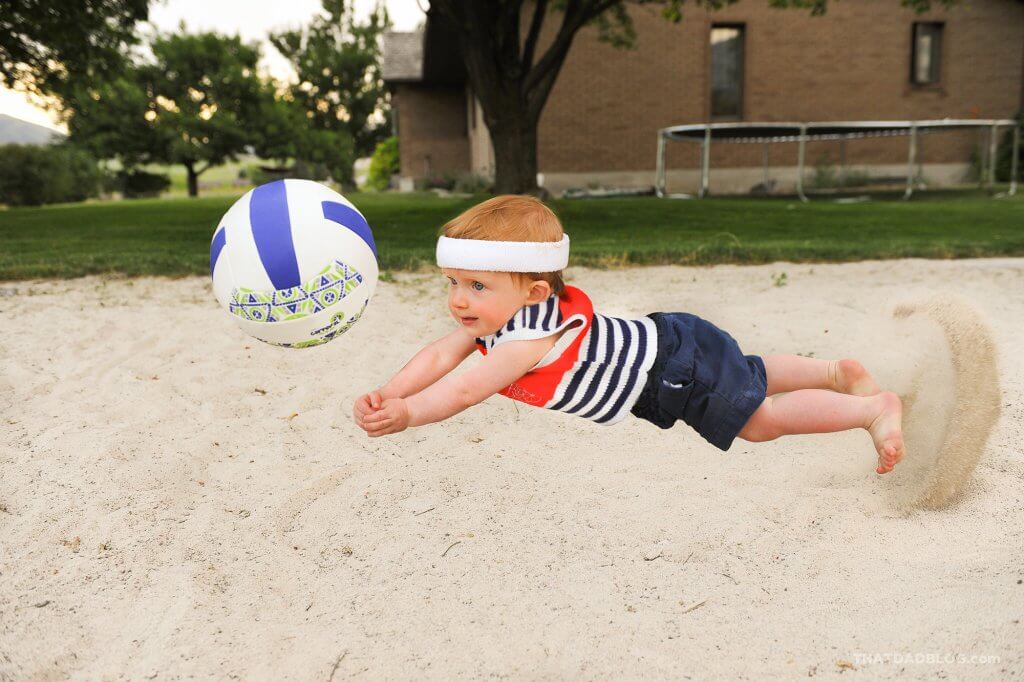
[436,235,570,272]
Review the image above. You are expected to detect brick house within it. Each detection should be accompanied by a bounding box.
[382,0,1024,194]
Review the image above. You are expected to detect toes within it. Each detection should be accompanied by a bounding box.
[876,442,904,474]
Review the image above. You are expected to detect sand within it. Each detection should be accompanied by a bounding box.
[1,258,1021,680]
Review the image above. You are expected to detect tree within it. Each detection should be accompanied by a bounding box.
[251,95,356,185]
[0,1,148,96]
[427,0,959,194]
[69,30,270,197]
[270,0,391,161]
[66,76,159,170]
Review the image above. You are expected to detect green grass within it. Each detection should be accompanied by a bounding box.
[1,190,1022,281]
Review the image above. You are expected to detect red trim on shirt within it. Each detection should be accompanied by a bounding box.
[476,285,593,406]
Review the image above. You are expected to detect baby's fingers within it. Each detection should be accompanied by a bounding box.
[362,409,392,424]
[366,419,395,436]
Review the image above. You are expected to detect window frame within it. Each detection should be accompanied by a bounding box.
[910,21,944,87]
[708,23,746,121]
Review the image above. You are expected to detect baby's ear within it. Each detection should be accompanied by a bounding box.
[525,279,552,305]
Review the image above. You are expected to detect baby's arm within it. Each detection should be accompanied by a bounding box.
[354,330,477,426]
[380,329,477,399]
[359,337,551,437]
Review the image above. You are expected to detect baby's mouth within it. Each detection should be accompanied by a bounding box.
[459,316,478,326]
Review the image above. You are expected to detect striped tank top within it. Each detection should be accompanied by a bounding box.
[475,285,658,425]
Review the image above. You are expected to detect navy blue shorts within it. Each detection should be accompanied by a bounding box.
[630,312,767,451]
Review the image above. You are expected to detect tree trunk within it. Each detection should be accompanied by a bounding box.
[490,119,539,195]
[430,0,596,195]
[185,162,199,197]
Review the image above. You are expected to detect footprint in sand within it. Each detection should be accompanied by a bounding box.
[274,468,356,537]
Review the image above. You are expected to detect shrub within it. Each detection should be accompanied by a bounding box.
[811,152,880,189]
[247,160,331,187]
[453,172,493,194]
[967,115,1022,185]
[118,170,171,198]
[366,136,399,191]
[416,173,456,191]
[810,153,839,189]
[995,113,1022,183]
[0,144,104,206]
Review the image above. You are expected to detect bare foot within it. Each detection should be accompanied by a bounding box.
[831,358,882,397]
[867,392,905,474]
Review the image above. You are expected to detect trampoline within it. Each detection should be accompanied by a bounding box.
[655,119,1020,200]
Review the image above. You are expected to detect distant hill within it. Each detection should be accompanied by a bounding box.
[0,114,65,145]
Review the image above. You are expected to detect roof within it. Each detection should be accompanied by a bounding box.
[382,31,424,83]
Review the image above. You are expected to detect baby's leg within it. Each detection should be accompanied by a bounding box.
[763,354,880,396]
[738,390,904,474]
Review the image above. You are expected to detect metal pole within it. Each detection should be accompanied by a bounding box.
[839,138,847,189]
[1010,123,1020,196]
[903,122,917,201]
[988,122,998,189]
[656,132,667,198]
[762,142,770,190]
[700,126,711,198]
[796,124,808,203]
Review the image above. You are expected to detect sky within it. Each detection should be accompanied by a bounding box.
[0,0,425,132]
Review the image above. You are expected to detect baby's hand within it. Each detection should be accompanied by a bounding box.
[353,390,384,428]
[360,398,410,437]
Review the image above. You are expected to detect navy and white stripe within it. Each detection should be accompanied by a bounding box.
[545,313,657,424]
[478,296,658,426]
[476,295,565,351]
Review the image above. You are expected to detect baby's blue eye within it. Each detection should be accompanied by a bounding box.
[472,281,485,291]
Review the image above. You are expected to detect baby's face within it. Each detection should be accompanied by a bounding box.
[442,268,548,337]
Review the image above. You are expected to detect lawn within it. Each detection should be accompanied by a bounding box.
[0,190,1022,281]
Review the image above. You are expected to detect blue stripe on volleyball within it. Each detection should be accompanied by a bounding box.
[322,201,377,257]
[250,181,302,290]
[209,227,227,278]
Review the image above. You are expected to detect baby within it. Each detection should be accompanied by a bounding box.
[354,195,904,474]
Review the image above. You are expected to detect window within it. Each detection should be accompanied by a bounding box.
[710,25,744,119]
[911,22,943,85]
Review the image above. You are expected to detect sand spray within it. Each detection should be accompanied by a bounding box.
[868,297,1002,511]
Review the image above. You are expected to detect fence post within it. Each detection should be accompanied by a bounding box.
[700,126,711,198]
[796,124,809,203]
[655,132,667,198]
[988,122,999,189]
[903,122,918,200]
[1010,123,1020,196]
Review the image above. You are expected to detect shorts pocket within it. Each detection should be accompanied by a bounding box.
[656,357,696,422]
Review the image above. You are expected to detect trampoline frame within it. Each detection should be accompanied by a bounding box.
[654,119,1020,201]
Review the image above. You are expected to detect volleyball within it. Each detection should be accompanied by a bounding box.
[209,179,377,348]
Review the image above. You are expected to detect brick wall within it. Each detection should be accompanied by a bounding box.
[395,84,470,180]
[537,0,1023,175]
